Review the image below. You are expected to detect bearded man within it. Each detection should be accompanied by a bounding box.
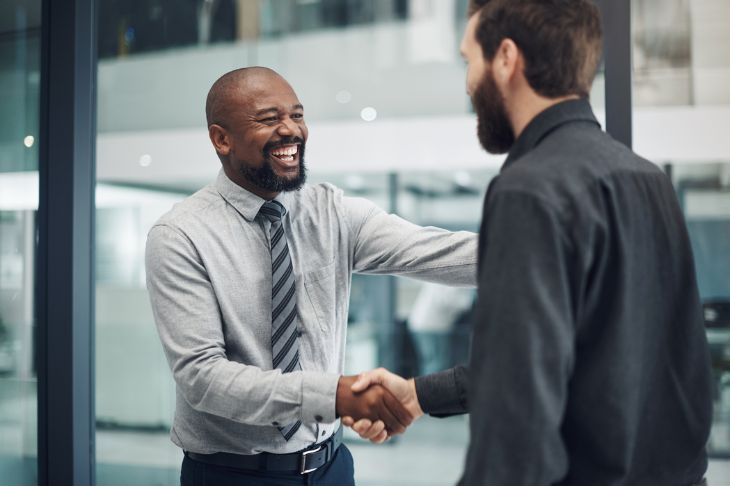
[346,1,713,484]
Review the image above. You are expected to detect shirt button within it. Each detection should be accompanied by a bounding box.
[272,421,279,426]
[321,430,326,436]
[315,415,323,422]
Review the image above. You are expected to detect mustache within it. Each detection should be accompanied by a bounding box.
[263,137,305,154]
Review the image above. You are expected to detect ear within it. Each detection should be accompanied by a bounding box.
[492,38,521,90]
[209,124,231,157]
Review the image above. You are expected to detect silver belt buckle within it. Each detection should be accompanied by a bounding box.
[299,445,323,475]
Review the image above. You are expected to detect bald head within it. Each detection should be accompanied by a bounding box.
[205,66,290,128]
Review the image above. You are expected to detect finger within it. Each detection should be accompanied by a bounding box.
[341,416,355,427]
[351,368,388,393]
[352,419,373,435]
[363,420,386,440]
[377,393,406,435]
[350,374,372,393]
[382,388,414,429]
[357,419,384,440]
[371,429,389,444]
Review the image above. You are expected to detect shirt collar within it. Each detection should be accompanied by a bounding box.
[503,97,600,169]
[214,169,291,222]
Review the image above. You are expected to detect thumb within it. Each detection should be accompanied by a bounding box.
[350,373,372,393]
[351,368,386,392]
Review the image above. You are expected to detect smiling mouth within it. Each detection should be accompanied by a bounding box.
[269,144,299,163]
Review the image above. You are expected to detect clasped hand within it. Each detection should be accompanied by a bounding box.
[335,368,424,444]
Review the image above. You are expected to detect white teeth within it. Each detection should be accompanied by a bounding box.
[272,145,297,156]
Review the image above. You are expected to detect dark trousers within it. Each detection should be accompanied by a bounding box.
[180,444,355,486]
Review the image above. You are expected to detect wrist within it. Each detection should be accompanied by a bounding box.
[335,375,355,418]
[407,378,425,418]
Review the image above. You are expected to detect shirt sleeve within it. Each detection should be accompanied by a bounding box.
[145,224,339,427]
[459,190,576,485]
[414,365,469,416]
[343,196,478,286]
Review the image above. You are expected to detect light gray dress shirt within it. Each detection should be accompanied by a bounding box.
[145,169,477,455]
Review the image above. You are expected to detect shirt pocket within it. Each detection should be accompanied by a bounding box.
[302,261,336,332]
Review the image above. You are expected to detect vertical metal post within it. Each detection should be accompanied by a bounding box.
[385,172,401,372]
[37,0,97,484]
[597,0,633,148]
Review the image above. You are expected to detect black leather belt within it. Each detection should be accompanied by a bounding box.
[185,427,343,475]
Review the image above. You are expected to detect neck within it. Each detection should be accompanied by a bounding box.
[223,165,279,201]
[509,92,580,140]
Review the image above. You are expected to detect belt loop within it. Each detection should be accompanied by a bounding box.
[325,435,333,462]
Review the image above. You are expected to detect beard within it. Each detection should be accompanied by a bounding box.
[472,71,515,154]
[239,137,307,192]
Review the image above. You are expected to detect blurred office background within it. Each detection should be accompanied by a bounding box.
[1,0,730,485]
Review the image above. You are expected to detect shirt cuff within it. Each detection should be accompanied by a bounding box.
[300,371,340,424]
[414,368,463,415]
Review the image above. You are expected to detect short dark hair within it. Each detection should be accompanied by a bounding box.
[471,0,602,98]
[468,0,489,17]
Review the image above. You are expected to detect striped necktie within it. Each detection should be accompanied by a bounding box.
[259,200,302,441]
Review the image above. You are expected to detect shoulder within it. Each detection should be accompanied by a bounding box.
[290,182,345,206]
[491,127,663,215]
[149,184,223,236]
[287,182,375,220]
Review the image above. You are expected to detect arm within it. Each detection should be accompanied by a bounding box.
[344,196,477,286]
[414,365,469,416]
[145,224,339,427]
[460,191,576,485]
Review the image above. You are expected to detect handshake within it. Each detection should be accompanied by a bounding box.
[335,368,424,443]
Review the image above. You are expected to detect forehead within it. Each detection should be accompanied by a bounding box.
[461,14,481,54]
[237,77,302,113]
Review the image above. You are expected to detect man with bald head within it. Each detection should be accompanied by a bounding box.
[205,67,309,197]
[145,66,477,484]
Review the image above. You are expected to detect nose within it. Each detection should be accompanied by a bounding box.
[276,117,298,137]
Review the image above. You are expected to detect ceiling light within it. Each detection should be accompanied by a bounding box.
[360,107,377,122]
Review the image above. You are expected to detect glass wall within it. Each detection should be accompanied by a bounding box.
[671,163,730,458]
[0,0,41,484]
[632,0,730,106]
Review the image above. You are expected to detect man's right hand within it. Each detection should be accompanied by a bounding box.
[335,375,414,435]
[341,368,424,443]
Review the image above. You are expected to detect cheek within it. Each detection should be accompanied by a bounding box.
[466,68,479,96]
[466,59,488,95]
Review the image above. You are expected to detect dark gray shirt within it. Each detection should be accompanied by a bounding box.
[145,170,477,455]
[451,99,712,485]
[415,365,469,416]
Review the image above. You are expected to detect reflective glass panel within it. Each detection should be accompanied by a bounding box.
[0,0,41,484]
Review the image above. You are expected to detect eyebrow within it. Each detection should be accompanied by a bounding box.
[254,104,304,117]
